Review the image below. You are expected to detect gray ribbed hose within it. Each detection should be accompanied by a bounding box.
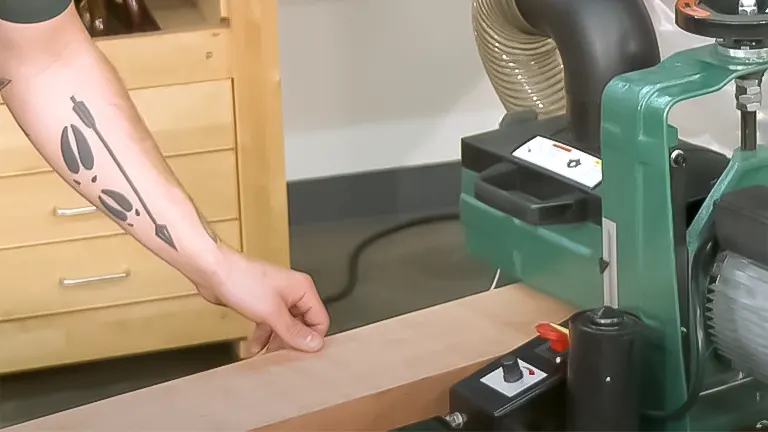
[472,0,566,118]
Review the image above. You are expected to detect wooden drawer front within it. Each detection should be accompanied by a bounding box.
[0,220,240,321]
[0,294,249,375]
[0,79,235,177]
[0,150,238,249]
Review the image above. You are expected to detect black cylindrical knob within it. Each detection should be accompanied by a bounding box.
[567,306,644,431]
[501,354,524,383]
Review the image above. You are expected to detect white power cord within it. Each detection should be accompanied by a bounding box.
[488,268,501,291]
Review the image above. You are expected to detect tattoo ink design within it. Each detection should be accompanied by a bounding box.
[99,189,136,227]
[60,124,139,228]
[68,96,177,250]
[60,124,95,186]
[0,78,10,91]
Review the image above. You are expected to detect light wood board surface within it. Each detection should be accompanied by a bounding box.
[6,284,573,431]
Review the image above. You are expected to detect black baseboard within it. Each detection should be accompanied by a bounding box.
[287,162,462,226]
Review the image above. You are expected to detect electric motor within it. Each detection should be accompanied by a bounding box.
[708,251,768,383]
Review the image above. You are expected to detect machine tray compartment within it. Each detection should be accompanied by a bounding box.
[474,161,597,225]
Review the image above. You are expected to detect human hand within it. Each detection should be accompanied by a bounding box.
[196,245,330,354]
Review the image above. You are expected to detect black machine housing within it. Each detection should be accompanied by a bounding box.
[396,0,768,430]
[447,323,569,431]
[462,112,729,228]
[462,0,729,384]
[390,321,570,432]
[461,0,727,228]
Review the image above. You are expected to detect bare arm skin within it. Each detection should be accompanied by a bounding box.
[0,4,329,353]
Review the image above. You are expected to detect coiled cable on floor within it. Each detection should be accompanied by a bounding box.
[323,0,571,305]
[471,0,566,118]
[321,213,459,306]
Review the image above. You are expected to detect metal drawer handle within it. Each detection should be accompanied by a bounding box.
[54,205,98,217]
[60,270,131,287]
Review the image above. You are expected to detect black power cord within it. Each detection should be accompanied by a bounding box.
[321,212,459,306]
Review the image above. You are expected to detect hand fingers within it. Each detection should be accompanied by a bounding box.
[247,323,274,355]
[289,280,331,338]
[268,304,323,352]
[265,336,287,353]
[266,307,319,354]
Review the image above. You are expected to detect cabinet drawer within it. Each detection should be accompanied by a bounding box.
[0,220,240,321]
[0,79,235,177]
[0,294,249,375]
[0,150,238,249]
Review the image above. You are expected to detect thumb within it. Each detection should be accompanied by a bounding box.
[269,306,324,352]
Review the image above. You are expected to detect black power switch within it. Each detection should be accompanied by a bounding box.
[501,354,524,383]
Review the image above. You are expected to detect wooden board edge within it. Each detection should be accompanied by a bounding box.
[4,285,574,431]
[97,27,233,90]
[254,362,488,431]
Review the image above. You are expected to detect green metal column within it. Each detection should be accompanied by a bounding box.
[602,44,768,430]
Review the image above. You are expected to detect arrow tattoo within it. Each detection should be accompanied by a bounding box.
[70,96,177,250]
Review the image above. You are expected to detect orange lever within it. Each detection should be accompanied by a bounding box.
[535,322,570,352]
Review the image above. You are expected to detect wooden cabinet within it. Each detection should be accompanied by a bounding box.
[0,0,289,374]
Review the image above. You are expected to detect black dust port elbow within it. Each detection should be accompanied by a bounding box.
[515,0,661,155]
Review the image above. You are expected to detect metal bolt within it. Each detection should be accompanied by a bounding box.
[736,78,763,112]
[740,0,758,15]
[670,149,686,168]
[444,412,467,428]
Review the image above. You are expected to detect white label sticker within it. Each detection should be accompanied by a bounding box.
[480,359,547,398]
[511,135,602,189]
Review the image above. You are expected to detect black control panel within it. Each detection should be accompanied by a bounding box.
[447,323,569,431]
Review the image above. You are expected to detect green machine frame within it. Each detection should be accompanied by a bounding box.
[461,43,768,430]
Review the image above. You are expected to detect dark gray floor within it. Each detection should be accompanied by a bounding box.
[0,214,493,428]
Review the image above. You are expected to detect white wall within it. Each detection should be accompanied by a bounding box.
[279,0,768,181]
[277,0,504,181]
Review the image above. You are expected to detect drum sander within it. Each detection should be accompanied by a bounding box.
[397,0,768,430]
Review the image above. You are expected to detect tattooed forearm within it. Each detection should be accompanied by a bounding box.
[60,122,139,227]
[2,79,32,139]
[61,95,178,250]
[197,209,220,244]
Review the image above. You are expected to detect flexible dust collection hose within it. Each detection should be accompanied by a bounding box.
[473,0,660,152]
[471,0,566,119]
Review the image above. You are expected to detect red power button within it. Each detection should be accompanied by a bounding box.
[535,322,570,352]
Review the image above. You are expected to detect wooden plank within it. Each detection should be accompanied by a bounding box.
[229,0,290,267]
[96,27,232,90]
[5,285,574,431]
